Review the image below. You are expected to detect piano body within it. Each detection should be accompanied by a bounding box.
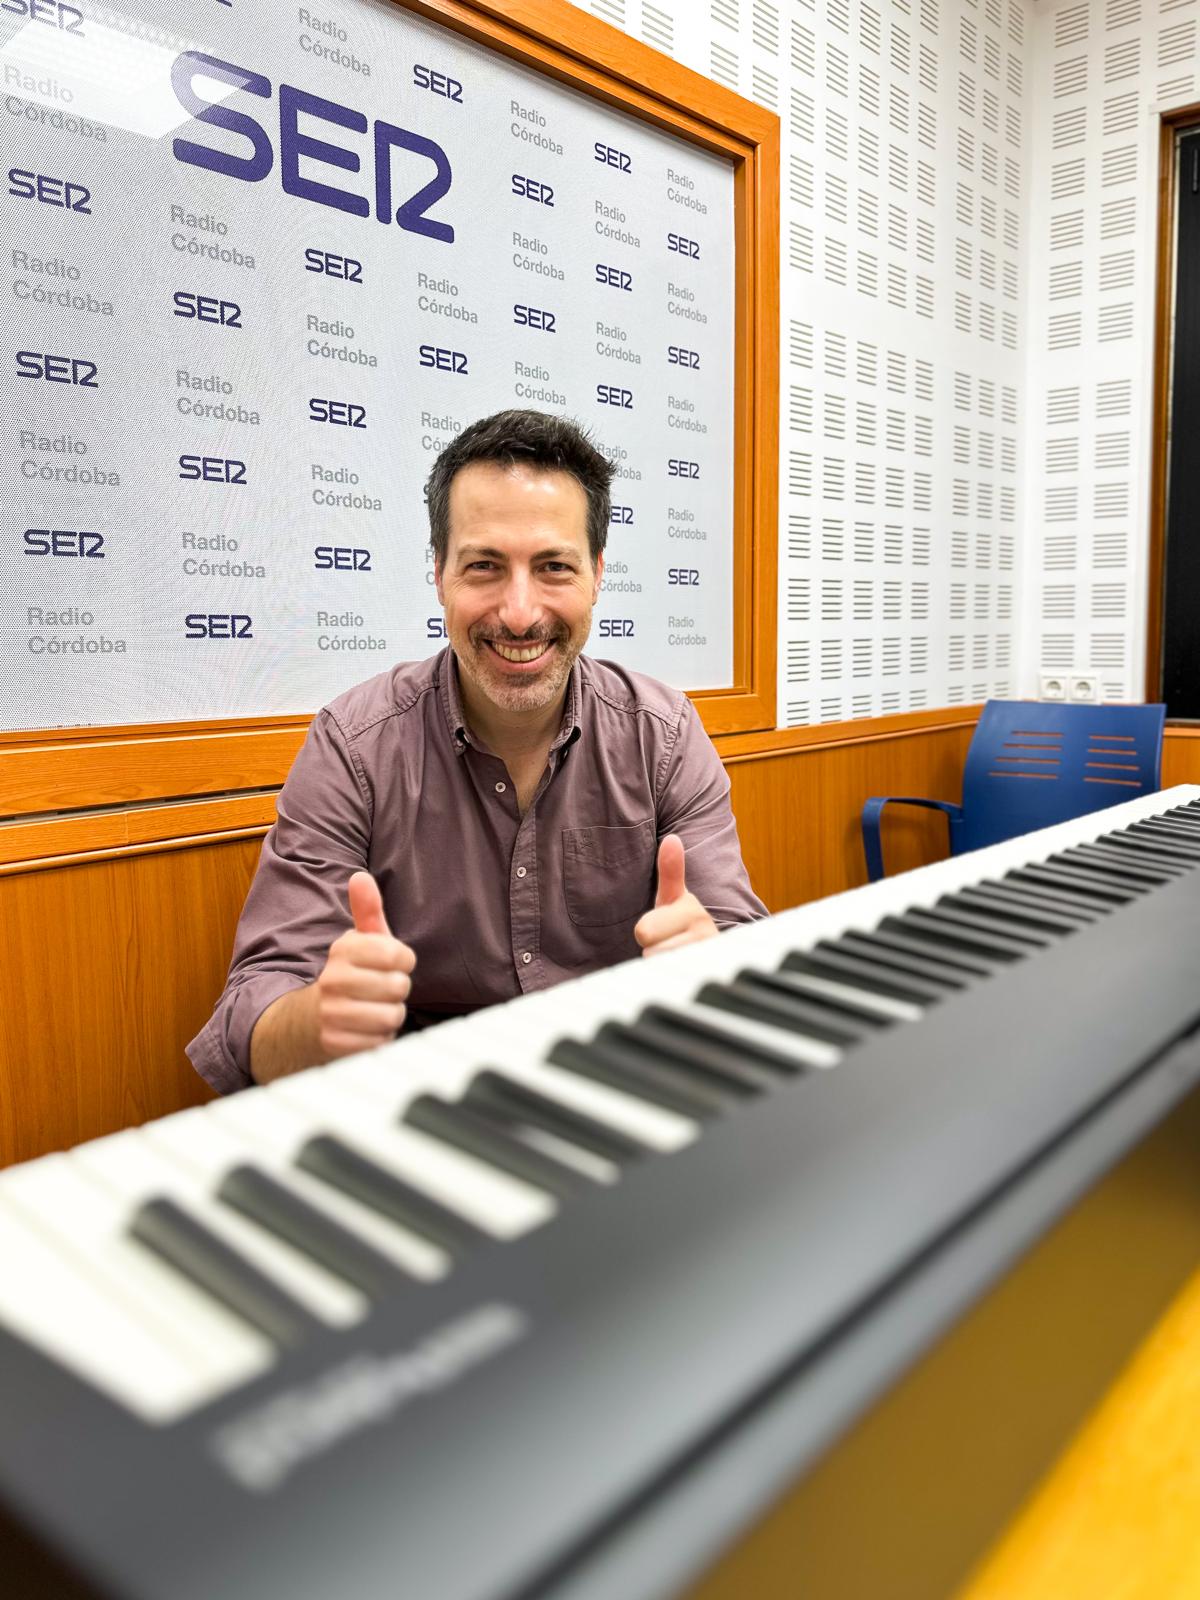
[4,788,1200,1600]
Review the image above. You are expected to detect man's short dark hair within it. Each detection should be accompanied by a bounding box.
[426,410,614,567]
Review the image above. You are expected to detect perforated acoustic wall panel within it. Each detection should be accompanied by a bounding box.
[1025,0,1197,705]
[592,0,1032,726]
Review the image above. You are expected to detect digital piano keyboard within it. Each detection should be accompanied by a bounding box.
[5,787,1200,1600]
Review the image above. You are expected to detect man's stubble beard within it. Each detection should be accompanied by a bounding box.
[456,623,589,715]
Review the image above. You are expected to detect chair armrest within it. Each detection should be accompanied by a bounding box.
[861,797,965,883]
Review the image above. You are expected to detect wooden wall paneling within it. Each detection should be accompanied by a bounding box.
[0,837,263,1168]
[724,719,978,911]
[1162,727,1200,786]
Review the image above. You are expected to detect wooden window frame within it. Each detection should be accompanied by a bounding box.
[0,0,780,824]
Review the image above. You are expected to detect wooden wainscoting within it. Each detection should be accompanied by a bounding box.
[0,708,977,1168]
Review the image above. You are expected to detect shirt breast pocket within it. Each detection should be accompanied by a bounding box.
[562,820,657,928]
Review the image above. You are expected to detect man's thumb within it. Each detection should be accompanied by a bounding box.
[654,834,687,907]
[348,871,391,935]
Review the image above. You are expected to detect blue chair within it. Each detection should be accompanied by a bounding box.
[861,699,1165,882]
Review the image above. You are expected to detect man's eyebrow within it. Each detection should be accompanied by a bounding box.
[454,544,582,562]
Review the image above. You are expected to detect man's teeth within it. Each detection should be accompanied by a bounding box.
[491,641,548,662]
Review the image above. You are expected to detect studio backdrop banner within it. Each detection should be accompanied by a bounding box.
[0,0,736,730]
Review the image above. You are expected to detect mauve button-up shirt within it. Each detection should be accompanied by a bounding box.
[187,648,767,1093]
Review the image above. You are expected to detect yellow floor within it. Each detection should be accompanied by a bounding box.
[956,1262,1200,1600]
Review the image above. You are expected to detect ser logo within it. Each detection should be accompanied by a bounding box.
[315,545,372,570]
[426,616,448,639]
[596,384,632,409]
[23,529,104,557]
[8,167,91,213]
[173,291,242,327]
[598,618,634,637]
[667,346,700,370]
[171,52,454,243]
[667,233,700,259]
[304,248,363,283]
[413,63,463,101]
[179,454,247,484]
[668,568,700,586]
[1,0,84,31]
[514,304,556,332]
[594,141,631,173]
[309,398,366,427]
[186,613,253,638]
[667,459,700,479]
[610,505,633,525]
[419,344,468,374]
[595,264,632,292]
[511,174,553,207]
[16,351,97,387]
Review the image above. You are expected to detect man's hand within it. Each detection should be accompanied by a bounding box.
[634,835,719,957]
[313,872,417,1058]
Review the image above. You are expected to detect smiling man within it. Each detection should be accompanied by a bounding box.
[187,410,766,1093]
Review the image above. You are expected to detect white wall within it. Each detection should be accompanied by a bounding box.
[592,0,1034,726]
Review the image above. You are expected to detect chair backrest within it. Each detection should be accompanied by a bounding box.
[957,700,1165,854]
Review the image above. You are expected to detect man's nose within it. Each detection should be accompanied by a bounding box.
[497,572,542,636]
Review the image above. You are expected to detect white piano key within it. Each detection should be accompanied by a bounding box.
[364,1033,698,1153]
[267,1073,557,1239]
[71,1130,368,1329]
[2,1155,273,1394]
[177,1098,450,1282]
[0,1197,221,1424]
[766,972,924,1023]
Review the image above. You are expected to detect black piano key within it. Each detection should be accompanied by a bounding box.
[696,978,874,1046]
[597,1017,780,1094]
[464,1071,648,1165]
[1129,821,1200,856]
[951,885,1088,937]
[1063,844,1178,886]
[403,1095,592,1202]
[780,946,947,1006]
[879,911,1024,964]
[1001,867,1120,916]
[635,1003,821,1075]
[1010,862,1135,905]
[1041,854,1152,896]
[834,930,977,987]
[295,1135,491,1259]
[974,877,1102,923]
[547,1034,727,1119]
[1098,833,1198,871]
[129,1195,323,1348]
[740,965,898,1025]
[919,901,1055,950]
[216,1164,411,1300]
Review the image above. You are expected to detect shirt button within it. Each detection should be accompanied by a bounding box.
[516,865,527,878]
[521,951,532,965]
[495,781,507,794]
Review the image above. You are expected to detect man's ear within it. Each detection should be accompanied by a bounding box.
[433,552,445,606]
[592,549,604,602]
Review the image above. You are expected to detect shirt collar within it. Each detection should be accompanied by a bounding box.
[438,647,583,757]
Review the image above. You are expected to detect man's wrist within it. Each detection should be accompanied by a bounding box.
[249,983,325,1085]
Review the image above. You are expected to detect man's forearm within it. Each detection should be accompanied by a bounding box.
[249,984,325,1085]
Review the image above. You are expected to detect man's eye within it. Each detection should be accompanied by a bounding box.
[467,561,496,572]
[543,563,573,573]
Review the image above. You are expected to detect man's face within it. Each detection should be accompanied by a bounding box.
[434,461,603,718]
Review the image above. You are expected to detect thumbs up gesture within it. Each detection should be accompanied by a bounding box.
[313,871,417,1059]
[634,835,719,957]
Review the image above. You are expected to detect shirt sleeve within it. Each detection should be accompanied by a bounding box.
[654,698,769,929]
[186,710,372,1094]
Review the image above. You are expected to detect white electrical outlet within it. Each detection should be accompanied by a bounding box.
[1039,673,1067,701]
[1068,673,1098,702]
